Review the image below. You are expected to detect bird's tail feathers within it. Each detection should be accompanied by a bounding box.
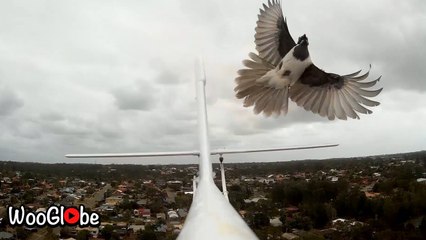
[235,52,288,116]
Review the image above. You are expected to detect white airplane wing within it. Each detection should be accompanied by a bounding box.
[65,151,199,158]
[65,144,338,158]
[211,144,338,155]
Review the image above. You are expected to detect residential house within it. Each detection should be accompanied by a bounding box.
[105,196,123,206]
[134,208,151,219]
[76,226,99,237]
[156,213,166,220]
[128,224,145,233]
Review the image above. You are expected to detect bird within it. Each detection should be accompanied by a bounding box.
[235,0,382,120]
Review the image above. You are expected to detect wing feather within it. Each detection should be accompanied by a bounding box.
[273,90,287,115]
[263,89,281,116]
[343,69,362,78]
[242,59,270,70]
[344,85,380,107]
[327,89,336,120]
[333,89,347,120]
[337,90,359,119]
[254,88,276,115]
[319,90,332,117]
[290,64,382,120]
[347,77,381,88]
[311,89,326,114]
[303,89,320,111]
[297,87,316,107]
[244,86,267,105]
[349,86,383,98]
[255,0,295,66]
[351,69,370,81]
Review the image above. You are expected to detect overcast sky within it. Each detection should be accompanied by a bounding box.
[0,0,425,165]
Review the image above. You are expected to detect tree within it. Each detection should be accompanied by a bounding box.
[16,227,30,240]
[119,199,138,210]
[139,230,157,240]
[175,194,192,209]
[101,224,114,239]
[45,227,59,240]
[149,197,165,214]
[279,212,288,232]
[300,232,325,240]
[251,212,270,229]
[304,203,331,228]
[420,217,426,237]
[334,188,370,219]
[287,215,312,231]
[60,227,73,238]
[165,233,179,240]
[76,230,90,240]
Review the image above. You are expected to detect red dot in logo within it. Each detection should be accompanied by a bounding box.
[64,207,80,225]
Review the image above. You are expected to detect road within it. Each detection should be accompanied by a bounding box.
[75,184,111,209]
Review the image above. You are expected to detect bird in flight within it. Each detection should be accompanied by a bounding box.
[235,0,382,120]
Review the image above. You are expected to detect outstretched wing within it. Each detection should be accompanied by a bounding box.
[290,64,383,120]
[255,0,296,66]
[235,1,296,117]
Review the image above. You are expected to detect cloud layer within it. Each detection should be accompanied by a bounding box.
[0,0,425,164]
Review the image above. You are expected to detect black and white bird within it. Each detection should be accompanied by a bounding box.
[235,0,382,120]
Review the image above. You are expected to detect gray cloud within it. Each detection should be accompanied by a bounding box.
[0,0,424,164]
[40,112,65,122]
[112,81,157,111]
[0,87,23,116]
[252,108,329,131]
[157,70,182,85]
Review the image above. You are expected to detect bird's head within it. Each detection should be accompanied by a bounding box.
[297,34,309,46]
